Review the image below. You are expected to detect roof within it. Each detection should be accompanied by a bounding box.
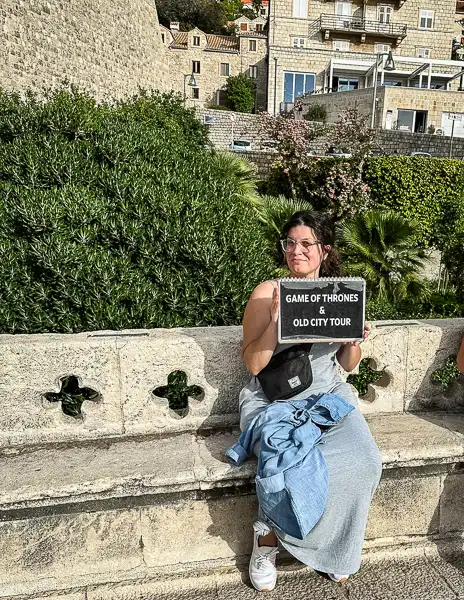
[170,31,240,52]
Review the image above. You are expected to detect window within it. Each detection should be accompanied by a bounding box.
[161,33,165,43]
[249,65,258,78]
[260,8,266,15]
[293,0,308,18]
[193,35,201,46]
[292,37,306,48]
[335,77,359,91]
[378,5,392,24]
[333,40,350,51]
[335,0,351,18]
[417,47,431,58]
[375,43,391,53]
[249,39,257,51]
[283,71,315,102]
[255,23,263,33]
[220,63,230,76]
[419,9,434,29]
[240,23,248,31]
[192,60,201,74]
[192,87,200,100]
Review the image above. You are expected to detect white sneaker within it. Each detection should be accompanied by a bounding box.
[249,521,279,592]
[327,573,349,583]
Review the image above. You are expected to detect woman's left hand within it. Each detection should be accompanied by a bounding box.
[344,325,370,347]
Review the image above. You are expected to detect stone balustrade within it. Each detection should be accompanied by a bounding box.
[1,319,463,449]
[1,319,464,599]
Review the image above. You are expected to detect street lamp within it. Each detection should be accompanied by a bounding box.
[183,73,198,104]
[370,51,395,129]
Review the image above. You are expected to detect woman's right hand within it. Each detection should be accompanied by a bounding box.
[270,283,280,323]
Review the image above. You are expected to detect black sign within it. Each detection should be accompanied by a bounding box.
[278,278,366,343]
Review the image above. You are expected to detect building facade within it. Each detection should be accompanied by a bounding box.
[161,26,268,110]
[267,0,464,132]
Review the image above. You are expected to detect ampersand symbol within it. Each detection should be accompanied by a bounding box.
[319,306,325,315]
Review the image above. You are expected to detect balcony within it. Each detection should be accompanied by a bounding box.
[311,14,407,42]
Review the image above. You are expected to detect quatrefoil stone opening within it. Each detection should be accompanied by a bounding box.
[43,375,101,419]
[153,370,204,418]
[347,358,390,401]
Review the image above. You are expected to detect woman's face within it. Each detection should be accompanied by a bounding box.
[284,225,329,278]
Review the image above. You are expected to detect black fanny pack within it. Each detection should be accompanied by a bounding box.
[256,344,313,402]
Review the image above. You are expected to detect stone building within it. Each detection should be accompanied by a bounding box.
[0,0,170,100]
[267,0,464,134]
[160,26,268,110]
[234,15,268,34]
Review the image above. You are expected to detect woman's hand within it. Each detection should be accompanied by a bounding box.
[270,283,280,323]
[337,325,370,372]
[344,325,370,347]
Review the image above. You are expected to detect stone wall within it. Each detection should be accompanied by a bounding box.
[377,129,464,157]
[0,0,170,99]
[197,107,464,158]
[196,108,265,148]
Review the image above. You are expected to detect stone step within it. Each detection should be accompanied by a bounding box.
[7,544,464,600]
[1,412,464,598]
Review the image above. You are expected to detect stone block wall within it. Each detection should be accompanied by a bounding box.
[197,107,464,158]
[377,129,464,157]
[0,0,170,100]
[196,108,265,148]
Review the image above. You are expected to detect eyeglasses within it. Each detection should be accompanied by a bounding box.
[280,238,321,253]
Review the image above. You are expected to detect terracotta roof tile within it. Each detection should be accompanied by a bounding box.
[170,31,239,52]
[171,32,188,47]
[205,34,239,51]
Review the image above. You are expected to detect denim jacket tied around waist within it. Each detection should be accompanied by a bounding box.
[225,393,354,540]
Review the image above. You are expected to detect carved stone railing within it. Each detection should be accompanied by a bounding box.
[0,319,463,448]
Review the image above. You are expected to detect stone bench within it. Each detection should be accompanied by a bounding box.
[1,319,463,599]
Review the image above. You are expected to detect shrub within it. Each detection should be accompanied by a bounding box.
[363,156,464,249]
[0,87,275,333]
[304,104,327,123]
[225,73,256,113]
[339,210,429,302]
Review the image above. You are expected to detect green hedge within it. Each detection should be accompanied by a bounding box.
[363,156,464,249]
[0,88,275,333]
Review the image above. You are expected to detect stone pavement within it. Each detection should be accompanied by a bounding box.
[86,550,464,600]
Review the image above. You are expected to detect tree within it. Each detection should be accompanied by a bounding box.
[338,210,429,303]
[257,111,327,200]
[320,108,376,219]
[221,0,244,21]
[156,0,227,33]
[225,73,256,113]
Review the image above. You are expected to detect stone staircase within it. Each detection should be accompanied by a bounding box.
[1,320,464,599]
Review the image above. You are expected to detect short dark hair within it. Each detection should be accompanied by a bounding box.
[277,210,341,277]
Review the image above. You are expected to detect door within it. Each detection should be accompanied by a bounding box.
[378,6,392,32]
[335,0,351,28]
[414,110,427,133]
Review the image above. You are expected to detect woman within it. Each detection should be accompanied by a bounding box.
[240,210,382,592]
